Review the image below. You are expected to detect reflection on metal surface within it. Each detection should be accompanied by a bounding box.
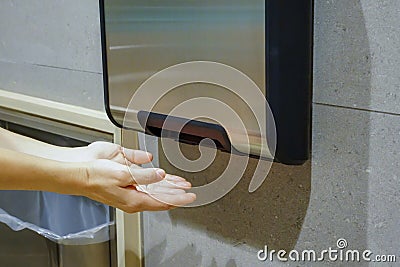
[103,0,266,157]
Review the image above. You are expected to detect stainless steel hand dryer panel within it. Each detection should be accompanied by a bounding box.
[100,0,313,165]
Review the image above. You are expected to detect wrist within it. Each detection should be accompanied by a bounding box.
[57,161,90,195]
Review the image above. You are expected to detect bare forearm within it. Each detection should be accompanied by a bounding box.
[0,147,86,194]
[0,141,196,211]
[0,127,87,162]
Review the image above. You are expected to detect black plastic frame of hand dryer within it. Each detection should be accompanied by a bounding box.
[99,0,313,165]
[137,111,233,153]
[265,0,313,165]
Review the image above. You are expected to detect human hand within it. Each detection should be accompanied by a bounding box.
[85,141,153,165]
[75,142,196,212]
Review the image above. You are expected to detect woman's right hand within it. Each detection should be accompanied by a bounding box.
[77,159,196,213]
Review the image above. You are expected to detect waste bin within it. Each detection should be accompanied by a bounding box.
[0,119,115,267]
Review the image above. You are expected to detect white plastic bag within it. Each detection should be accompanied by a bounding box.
[0,190,113,245]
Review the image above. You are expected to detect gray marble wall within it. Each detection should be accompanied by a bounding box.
[144,1,400,266]
[1,0,399,266]
[0,0,104,110]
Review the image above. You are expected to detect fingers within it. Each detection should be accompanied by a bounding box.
[129,167,166,185]
[116,175,196,212]
[146,178,192,194]
[165,174,187,182]
[122,147,153,165]
[122,189,196,212]
[146,185,186,195]
[86,156,196,213]
[141,192,196,210]
[155,177,192,190]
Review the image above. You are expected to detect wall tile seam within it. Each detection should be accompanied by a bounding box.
[0,60,102,75]
[313,101,400,117]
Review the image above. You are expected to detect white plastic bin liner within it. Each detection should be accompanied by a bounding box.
[0,191,113,245]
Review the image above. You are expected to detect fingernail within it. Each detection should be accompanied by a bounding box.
[156,169,166,178]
